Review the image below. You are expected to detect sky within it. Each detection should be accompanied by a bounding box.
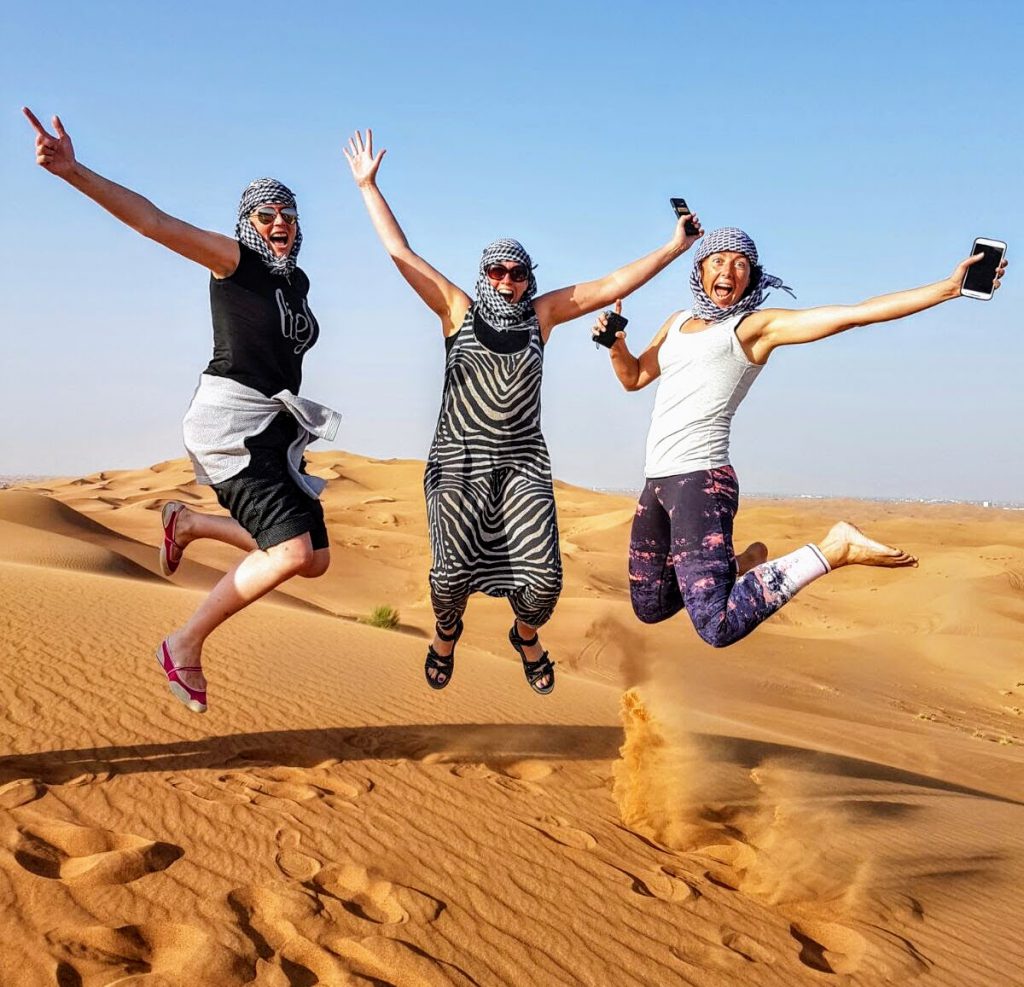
[2,0,1022,502]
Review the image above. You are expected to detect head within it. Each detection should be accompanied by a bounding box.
[236,178,302,276]
[475,238,539,329]
[688,227,788,324]
[700,250,755,309]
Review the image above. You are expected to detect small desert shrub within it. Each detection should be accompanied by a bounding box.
[362,604,400,630]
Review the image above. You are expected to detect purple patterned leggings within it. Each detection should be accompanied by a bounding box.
[629,466,829,647]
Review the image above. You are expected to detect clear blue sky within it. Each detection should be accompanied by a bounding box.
[3,0,1022,502]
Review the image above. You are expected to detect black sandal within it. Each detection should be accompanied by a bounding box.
[508,623,555,695]
[425,619,463,690]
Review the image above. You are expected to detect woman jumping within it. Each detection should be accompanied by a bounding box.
[25,108,341,712]
[594,225,1007,646]
[345,129,701,692]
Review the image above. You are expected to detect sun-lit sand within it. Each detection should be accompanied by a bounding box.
[1,450,1022,985]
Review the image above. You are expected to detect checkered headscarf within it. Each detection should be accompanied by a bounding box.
[235,178,302,277]
[474,238,539,330]
[690,227,793,323]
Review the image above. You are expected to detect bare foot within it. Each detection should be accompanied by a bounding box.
[736,541,768,575]
[817,521,918,570]
[163,630,207,692]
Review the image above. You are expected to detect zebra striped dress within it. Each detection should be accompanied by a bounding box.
[425,305,563,628]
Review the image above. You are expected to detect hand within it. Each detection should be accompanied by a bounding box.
[23,107,76,179]
[670,210,703,253]
[952,252,1008,295]
[343,129,386,188]
[592,299,628,349]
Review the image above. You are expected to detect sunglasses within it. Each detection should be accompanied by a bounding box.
[251,205,298,226]
[485,263,530,283]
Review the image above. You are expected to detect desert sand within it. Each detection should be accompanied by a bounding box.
[1,450,1022,986]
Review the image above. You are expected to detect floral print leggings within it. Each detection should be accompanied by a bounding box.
[629,466,829,647]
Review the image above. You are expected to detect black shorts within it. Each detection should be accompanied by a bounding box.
[213,444,329,551]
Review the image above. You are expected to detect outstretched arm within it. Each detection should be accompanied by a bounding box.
[23,108,239,277]
[344,129,470,334]
[592,303,678,391]
[535,212,702,337]
[742,253,1009,363]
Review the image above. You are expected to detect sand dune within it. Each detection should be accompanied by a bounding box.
[0,452,1022,985]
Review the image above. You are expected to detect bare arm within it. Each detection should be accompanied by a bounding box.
[344,130,470,334]
[740,253,1008,364]
[535,213,702,338]
[593,303,678,391]
[23,108,239,278]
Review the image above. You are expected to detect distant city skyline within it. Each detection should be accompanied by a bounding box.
[3,1,1021,503]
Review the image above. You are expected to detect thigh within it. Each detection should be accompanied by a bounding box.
[668,467,739,592]
[214,447,324,551]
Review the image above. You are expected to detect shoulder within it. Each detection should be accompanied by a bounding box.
[213,240,255,284]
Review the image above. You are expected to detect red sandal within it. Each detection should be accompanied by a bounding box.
[155,638,207,714]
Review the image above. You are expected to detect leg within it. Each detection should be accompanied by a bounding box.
[163,533,317,690]
[629,478,685,624]
[672,470,914,648]
[176,507,258,552]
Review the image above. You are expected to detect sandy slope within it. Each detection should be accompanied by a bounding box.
[0,452,1022,986]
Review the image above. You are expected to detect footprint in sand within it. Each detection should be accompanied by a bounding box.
[790,920,867,975]
[314,861,445,926]
[693,840,757,891]
[166,775,251,805]
[11,820,182,886]
[274,828,322,882]
[623,864,700,903]
[448,760,552,794]
[47,922,244,984]
[528,814,598,850]
[0,778,44,810]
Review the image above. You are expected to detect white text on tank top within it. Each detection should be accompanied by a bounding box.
[644,310,763,478]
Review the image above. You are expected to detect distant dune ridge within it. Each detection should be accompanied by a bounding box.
[1,450,1022,985]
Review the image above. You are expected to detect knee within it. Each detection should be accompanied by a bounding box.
[298,550,330,579]
[269,537,316,577]
[692,617,739,649]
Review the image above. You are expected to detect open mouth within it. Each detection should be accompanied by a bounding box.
[269,233,289,250]
[497,287,514,301]
[713,282,733,301]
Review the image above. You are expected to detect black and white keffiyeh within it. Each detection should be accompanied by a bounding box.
[235,178,302,277]
[474,238,539,330]
[689,227,794,323]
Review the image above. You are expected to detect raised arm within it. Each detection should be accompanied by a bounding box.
[344,130,470,334]
[592,303,679,391]
[23,108,239,278]
[739,253,1009,364]
[534,212,701,338]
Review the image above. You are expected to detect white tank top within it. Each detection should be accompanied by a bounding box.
[644,310,763,478]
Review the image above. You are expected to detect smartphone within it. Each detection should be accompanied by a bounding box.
[961,237,1006,300]
[670,197,700,237]
[594,311,628,348]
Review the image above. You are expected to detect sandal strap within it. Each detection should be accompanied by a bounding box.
[522,652,553,679]
[425,648,454,669]
[435,619,463,643]
[510,623,539,648]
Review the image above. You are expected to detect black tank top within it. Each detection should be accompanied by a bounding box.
[206,242,320,398]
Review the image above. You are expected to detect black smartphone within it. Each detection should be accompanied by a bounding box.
[961,237,1006,300]
[670,197,700,237]
[594,311,628,348]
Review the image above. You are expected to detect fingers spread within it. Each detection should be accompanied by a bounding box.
[53,114,68,138]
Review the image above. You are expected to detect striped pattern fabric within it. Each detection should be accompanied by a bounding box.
[425,306,563,628]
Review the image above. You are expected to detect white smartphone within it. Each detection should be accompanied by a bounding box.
[961,237,1006,300]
